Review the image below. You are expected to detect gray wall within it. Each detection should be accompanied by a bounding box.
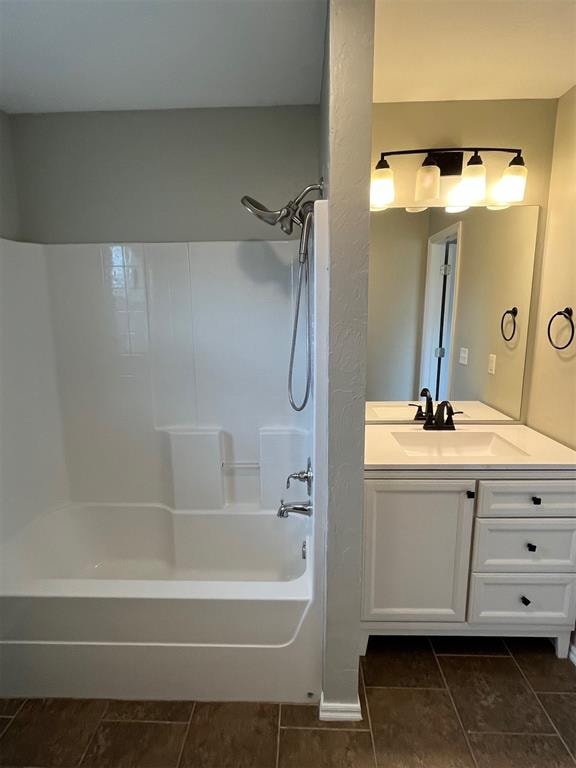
[321,0,374,709]
[9,106,320,243]
[0,111,21,240]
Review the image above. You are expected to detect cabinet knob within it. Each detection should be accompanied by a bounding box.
[520,595,532,607]
[526,542,537,552]
[532,496,542,505]
[466,490,476,499]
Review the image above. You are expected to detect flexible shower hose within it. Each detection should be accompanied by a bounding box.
[288,256,311,412]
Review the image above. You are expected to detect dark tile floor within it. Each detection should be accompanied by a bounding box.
[0,637,575,767]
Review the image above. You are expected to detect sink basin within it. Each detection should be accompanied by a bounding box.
[392,431,529,458]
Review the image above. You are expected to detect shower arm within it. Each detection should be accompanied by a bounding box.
[288,183,324,234]
[292,182,324,208]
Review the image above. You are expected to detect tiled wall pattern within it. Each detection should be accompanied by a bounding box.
[43,239,309,508]
[101,245,148,357]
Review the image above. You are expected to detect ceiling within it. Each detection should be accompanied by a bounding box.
[374,0,576,103]
[0,0,327,114]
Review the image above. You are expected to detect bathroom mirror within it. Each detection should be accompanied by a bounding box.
[367,205,539,422]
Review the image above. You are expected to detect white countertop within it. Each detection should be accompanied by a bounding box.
[365,423,576,471]
[365,400,513,423]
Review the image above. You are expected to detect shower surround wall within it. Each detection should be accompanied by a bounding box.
[45,240,308,508]
[0,234,319,700]
[0,240,69,539]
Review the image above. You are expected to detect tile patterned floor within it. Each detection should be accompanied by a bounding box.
[0,637,575,767]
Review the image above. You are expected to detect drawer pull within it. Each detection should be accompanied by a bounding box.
[526,543,537,552]
[520,595,532,606]
[532,496,542,505]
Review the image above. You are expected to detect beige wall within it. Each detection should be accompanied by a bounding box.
[0,111,20,240]
[368,209,428,399]
[527,86,576,448]
[430,207,538,418]
[9,106,320,243]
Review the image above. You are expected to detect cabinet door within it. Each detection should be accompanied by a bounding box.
[363,480,475,621]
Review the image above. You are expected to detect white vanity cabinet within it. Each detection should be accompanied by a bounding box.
[362,480,475,622]
[361,475,576,658]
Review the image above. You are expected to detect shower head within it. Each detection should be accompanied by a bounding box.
[240,196,284,226]
[241,182,323,236]
[241,195,298,235]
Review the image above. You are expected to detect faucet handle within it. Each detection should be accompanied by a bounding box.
[438,401,457,428]
[408,404,426,421]
[285,458,313,495]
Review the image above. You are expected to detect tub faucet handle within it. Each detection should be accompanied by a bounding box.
[285,458,313,496]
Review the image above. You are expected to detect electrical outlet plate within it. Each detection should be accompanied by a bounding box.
[459,347,469,365]
[488,353,496,375]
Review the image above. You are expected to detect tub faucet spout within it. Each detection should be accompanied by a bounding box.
[278,499,313,518]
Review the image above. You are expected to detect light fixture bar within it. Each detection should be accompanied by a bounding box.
[377,147,523,161]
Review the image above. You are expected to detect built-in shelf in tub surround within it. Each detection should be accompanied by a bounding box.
[365,400,513,423]
[365,423,576,471]
[165,427,225,509]
[161,426,309,510]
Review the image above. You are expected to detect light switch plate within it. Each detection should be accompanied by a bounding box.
[459,347,469,365]
[488,354,496,375]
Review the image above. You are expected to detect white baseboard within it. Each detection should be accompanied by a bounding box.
[569,643,576,668]
[319,692,362,722]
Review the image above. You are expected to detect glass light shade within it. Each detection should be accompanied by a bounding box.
[445,181,470,213]
[414,164,440,204]
[405,206,428,213]
[370,167,395,210]
[494,164,528,204]
[486,204,510,211]
[460,161,486,203]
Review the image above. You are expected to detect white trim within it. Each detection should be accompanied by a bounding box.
[319,692,362,722]
[419,221,462,399]
[569,642,576,668]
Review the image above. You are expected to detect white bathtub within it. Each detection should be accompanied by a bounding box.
[0,503,320,701]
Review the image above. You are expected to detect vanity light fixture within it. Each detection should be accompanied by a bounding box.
[460,151,486,203]
[414,154,441,206]
[369,156,395,210]
[494,153,528,204]
[371,147,527,211]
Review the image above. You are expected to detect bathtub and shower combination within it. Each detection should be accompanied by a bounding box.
[0,191,328,702]
[0,501,317,700]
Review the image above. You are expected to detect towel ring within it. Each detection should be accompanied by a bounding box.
[547,307,574,350]
[500,306,518,342]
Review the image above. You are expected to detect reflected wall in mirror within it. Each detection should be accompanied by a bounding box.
[367,205,539,422]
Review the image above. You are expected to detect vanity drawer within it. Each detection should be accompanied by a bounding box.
[477,481,576,518]
[468,573,576,625]
[472,518,576,573]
